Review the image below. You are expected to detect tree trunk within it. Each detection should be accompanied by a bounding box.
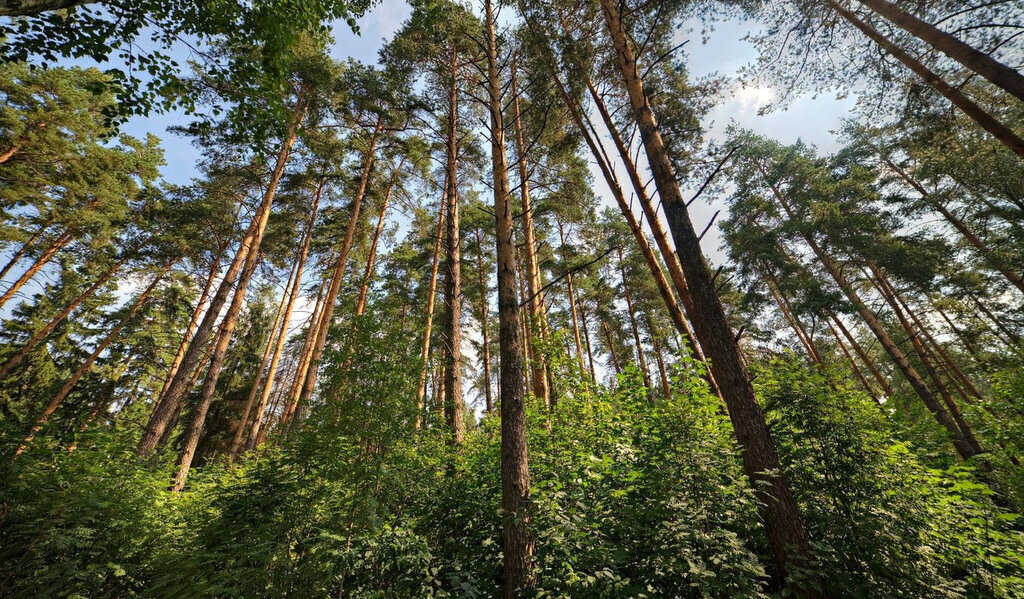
[827,0,1024,160]
[228,252,300,461]
[295,120,381,415]
[599,0,818,588]
[475,227,494,414]
[442,55,465,446]
[242,181,322,453]
[830,313,894,397]
[510,59,550,407]
[484,0,534,592]
[0,234,150,380]
[578,296,598,386]
[172,246,263,492]
[0,229,72,311]
[0,219,53,282]
[765,166,979,460]
[764,270,822,364]
[139,91,307,455]
[619,247,652,391]
[15,259,174,457]
[600,319,622,376]
[647,316,672,398]
[827,318,882,403]
[280,260,331,429]
[355,164,402,317]
[866,264,983,454]
[555,219,587,377]
[883,157,1024,293]
[855,0,1024,103]
[415,185,448,429]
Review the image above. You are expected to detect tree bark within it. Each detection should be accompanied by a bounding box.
[139,90,307,454]
[0,230,72,311]
[172,242,262,492]
[415,185,448,430]
[242,181,322,453]
[15,259,173,457]
[854,0,1024,103]
[827,0,1024,160]
[442,54,465,445]
[827,318,881,403]
[0,219,53,282]
[599,0,818,588]
[510,59,550,407]
[485,0,533,593]
[0,0,94,16]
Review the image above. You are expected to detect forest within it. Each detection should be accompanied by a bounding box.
[0,0,1023,596]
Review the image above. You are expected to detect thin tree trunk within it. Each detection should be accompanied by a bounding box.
[416,183,448,429]
[156,247,225,408]
[883,157,1024,293]
[556,219,587,376]
[866,264,982,454]
[442,55,465,445]
[15,260,174,457]
[599,0,818,587]
[764,166,979,460]
[827,0,1024,160]
[578,296,598,386]
[485,0,533,592]
[831,313,894,397]
[764,270,822,364]
[969,292,1020,345]
[647,316,672,398]
[935,304,984,360]
[827,318,882,403]
[172,247,264,492]
[228,254,300,461]
[280,261,331,429]
[355,163,403,316]
[854,0,1024,103]
[0,234,152,380]
[619,247,652,391]
[475,227,494,414]
[600,319,622,375]
[242,182,322,453]
[511,59,550,407]
[0,219,52,282]
[139,90,307,455]
[157,322,224,450]
[295,120,382,419]
[0,229,72,310]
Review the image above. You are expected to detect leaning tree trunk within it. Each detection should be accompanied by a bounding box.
[355,163,402,317]
[763,167,980,461]
[295,120,381,416]
[15,259,174,457]
[485,0,533,593]
[171,247,264,492]
[0,229,72,311]
[599,0,819,589]
[139,90,308,455]
[826,0,1024,160]
[854,0,1024,103]
[242,181,322,453]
